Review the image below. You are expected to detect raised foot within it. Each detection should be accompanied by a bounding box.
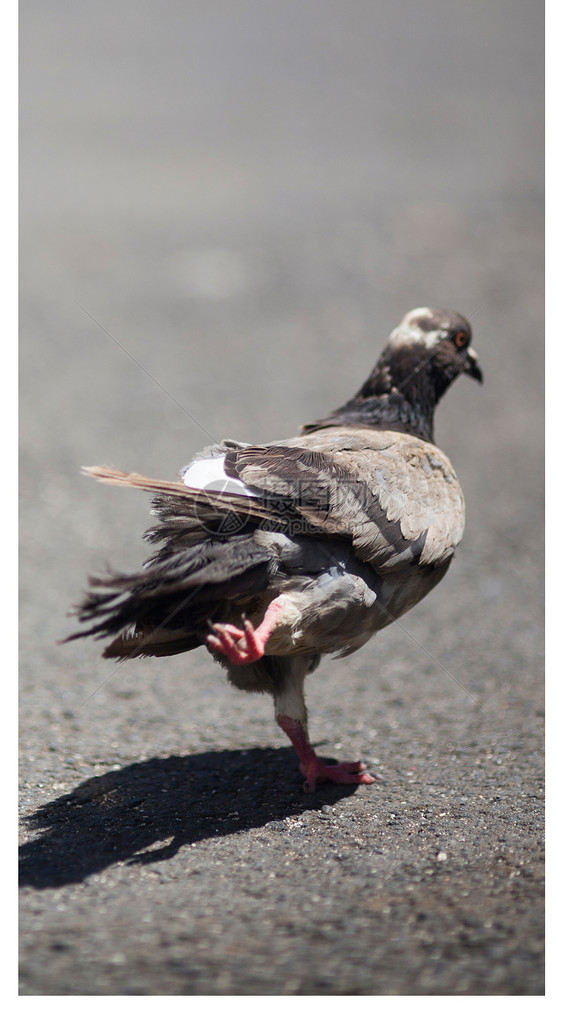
[206,618,266,665]
[300,757,376,793]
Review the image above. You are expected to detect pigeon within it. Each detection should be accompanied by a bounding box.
[66,307,482,791]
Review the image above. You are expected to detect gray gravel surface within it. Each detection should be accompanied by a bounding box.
[19,0,544,996]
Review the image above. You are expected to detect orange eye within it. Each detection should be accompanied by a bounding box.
[454,331,468,348]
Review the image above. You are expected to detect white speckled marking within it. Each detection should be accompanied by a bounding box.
[389,307,447,350]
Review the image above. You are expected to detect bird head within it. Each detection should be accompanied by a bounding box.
[302,306,483,441]
[384,307,483,395]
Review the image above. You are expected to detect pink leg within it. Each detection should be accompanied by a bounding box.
[277,714,376,793]
[206,599,285,665]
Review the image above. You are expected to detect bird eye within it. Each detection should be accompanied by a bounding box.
[454,331,468,348]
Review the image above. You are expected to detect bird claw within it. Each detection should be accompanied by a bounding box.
[299,757,376,793]
[276,714,377,793]
[207,618,265,665]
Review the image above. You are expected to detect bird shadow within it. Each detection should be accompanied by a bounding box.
[19,747,360,889]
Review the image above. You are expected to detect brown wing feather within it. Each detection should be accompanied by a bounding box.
[224,427,465,572]
[81,464,281,526]
[83,424,465,576]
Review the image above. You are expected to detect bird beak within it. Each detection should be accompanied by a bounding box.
[463,347,483,383]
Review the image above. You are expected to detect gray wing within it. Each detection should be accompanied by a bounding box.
[83,427,465,575]
[223,427,465,573]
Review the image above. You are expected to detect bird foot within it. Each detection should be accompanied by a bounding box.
[276,714,376,793]
[299,757,376,793]
[207,618,266,665]
[207,599,286,666]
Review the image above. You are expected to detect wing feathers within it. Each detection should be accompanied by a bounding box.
[223,430,464,571]
[81,424,464,577]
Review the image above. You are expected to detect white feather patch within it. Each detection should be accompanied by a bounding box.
[182,456,260,498]
[390,308,447,350]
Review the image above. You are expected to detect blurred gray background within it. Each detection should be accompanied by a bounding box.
[20,0,543,996]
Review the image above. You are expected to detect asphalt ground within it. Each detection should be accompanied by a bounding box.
[19,0,544,995]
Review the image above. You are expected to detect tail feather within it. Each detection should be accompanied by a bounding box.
[64,464,285,656]
[82,464,281,525]
[81,464,190,494]
[64,534,277,652]
[101,628,202,660]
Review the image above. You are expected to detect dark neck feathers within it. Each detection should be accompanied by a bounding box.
[303,346,453,442]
